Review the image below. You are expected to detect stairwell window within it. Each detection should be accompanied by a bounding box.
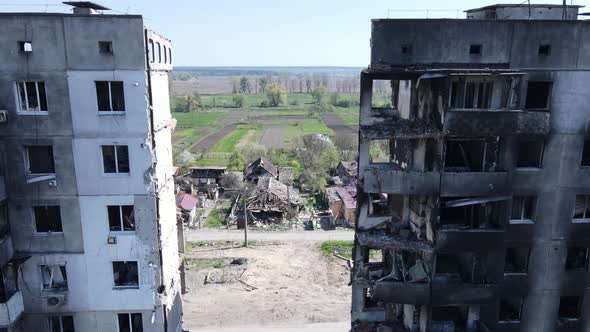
[16,81,47,113]
[96,81,125,112]
[108,205,135,231]
[117,313,143,332]
[41,264,68,291]
[102,145,130,174]
[49,315,75,332]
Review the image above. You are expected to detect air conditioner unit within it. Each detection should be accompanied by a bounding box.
[45,293,67,307]
[0,110,7,123]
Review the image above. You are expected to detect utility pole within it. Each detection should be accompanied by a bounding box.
[243,195,248,247]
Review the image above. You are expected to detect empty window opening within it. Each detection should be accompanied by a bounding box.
[102,145,130,174]
[435,252,479,283]
[369,140,391,163]
[96,81,125,112]
[470,44,482,55]
[148,39,154,63]
[372,80,398,108]
[401,44,412,55]
[0,204,8,236]
[510,196,536,222]
[449,81,493,109]
[18,41,32,52]
[368,249,383,263]
[368,193,392,217]
[168,48,172,64]
[498,298,523,322]
[113,261,139,288]
[26,145,55,174]
[118,313,143,332]
[439,197,502,229]
[558,296,582,320]
[516,138,544,168]
[156,42,161,63]
[41,265,68,291]
[390,139,410,170]
[444,138,498,172]
[525,81,551,110]
[582,140,590,167]
[574,195,590,222]
[108,205,135,231]
[163,45,167,63]
[504,247,530,274]
[34,206,62,233]
[99,41,113,54]
[0,263,18,302]
[538,44,551,56]
[16,81,47,112]
[431,306,469,331]
[49,315,74,332]
[565,247,589,271]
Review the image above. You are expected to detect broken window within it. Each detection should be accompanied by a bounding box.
[148,39,155,63]
[573,195,590,221]
[34,206,63,233]
[117,313,143,332]
[95,81,125,112]
[49,315,75,332]
[18,41,32,52]
[435,252,479,283]
[108,205,135,231]
[156,42,161,63]
[113,261,139,288]
[369,140,391,163]
[525,81,551,110]
[102,145,130,174]
[538,44,551,56]
[504,247,530,274]
[0,263,18,303]
[371,80,398,108]
[444,138,498,172]
[0,204,8,236]
[26,145,55,174]
[582,140,590,167]
[558,296,582,320]
[99,41,113,53]
[510,196,536,222]
[163,45,167,63]
[470,44,482,55]
[449,80,493,109]
[516,138,544,168]
[498,298,523,322]
[41,265,68,291]
[431,306,468,331]
[368,193,391,217]
[168,48,172,64]
[565,247,589,271]
[16,81,48,112]
[439,197,503,229]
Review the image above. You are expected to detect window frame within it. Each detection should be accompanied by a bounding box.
[516,138,544,169]
[33,205,63,234]
[117,313,143,332]
[25,145,55,175]
[510,196,536,224]
[448,79,494,109]
[112,261,139,289]
[469,44,482,56]
[573,195,590,223]
[101,145,130,175]
[95,81,125,113]
[108,205,136,232]
[48,315,75,332]
[15,81,48,114]
[99,41,113,54]
[581,139,590,167]
[525,81,552,110]
[40,264,68,291]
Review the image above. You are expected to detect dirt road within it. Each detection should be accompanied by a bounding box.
[185,228,354,242]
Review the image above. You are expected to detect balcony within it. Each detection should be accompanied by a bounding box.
[441,171,510,196]
[436,228,504,251]
[444,110,550,136]
[371,280,430,304]
[0,230,14,267]
[0,290,24,328]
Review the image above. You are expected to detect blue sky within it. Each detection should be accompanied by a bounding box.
[1,0,588,66]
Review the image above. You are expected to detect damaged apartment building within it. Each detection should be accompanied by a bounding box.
[352,4,590,332]
[0,2,183,331]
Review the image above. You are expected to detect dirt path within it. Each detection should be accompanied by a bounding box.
[190,125,236,152]
[321,114,358,135]
[258,126,285,148]
[185,228,354,242]
[182,241,352,330]
[236,129,256,149]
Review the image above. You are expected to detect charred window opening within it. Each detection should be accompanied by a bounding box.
[18,41,32,52]
[368,193,392,217]
[26,145,55,174]
[401,44,412,55]
[582,140,590,167]
[41,265,68,291]
[449,81,493,109]
[469,44,482,55]
[148,39,155,63]
[499,298,523,322]
[113,261,139,288]
[573,195,590,222]
[102,145,130,174]
[363,287,380,309]
[390,139,410,170]
[538,44,551,56]
[108,205,135,232]
[504,247,530,274]
[372,80,398,108]
[0,204,8,236]
[516,138,544,168]
[368,249,383,263]
[558,296,582,320]
[0,264,18,302]
[48,315,74,332]
[389,251,428,283]
[96,81,125,112]
[444,138,498,172]
[369,140,391,163]
[99,41,113,54]
[439,197,503,230]
[118,313,143,332]
[34,206,63,233]
[525,81,551,110]
[565,247,589,271]
[510,196,536,222]
[436,252,483,284]
[16,81,47,112]
[432,306,468,331]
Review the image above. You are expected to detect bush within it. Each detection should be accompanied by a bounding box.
[260,100,270,107]
[266,83,288,106]
[312,86,328,104]
[232,94,246,108]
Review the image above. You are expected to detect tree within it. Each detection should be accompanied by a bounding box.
[228,151,245,170]
[239,76,251,94]
[333,133,359,161]
[305,78,312,93]
[257,76,269,93]
[220,172,243,190]
[266,83,287,107]
[232,94,246,108]
[311,86,328,104]
[181,92,201,112]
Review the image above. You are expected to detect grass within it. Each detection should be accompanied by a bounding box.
[301,120,333,135]
[185,258,225,270]
[335,112,359,126]
[173,111,226,129]
[211,128,250,152]
[204,207,226,228]
[320,240,354,259]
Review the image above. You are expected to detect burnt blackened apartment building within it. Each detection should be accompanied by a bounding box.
[352,4,590,332]
[0,2,183,332]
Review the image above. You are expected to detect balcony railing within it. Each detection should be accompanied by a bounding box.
[0,290,24,327]
[444,109,550,136]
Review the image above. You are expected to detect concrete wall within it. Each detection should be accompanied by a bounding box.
[466,6,580,20]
